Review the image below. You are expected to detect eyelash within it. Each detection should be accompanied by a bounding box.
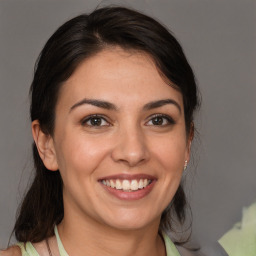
[81,114,175,128]
[146,114,175,126]
[81,114,110,127]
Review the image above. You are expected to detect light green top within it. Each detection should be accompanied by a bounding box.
[17,226,181,256]
[219,201,256,256]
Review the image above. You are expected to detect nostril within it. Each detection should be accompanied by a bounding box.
[110,136,149,166]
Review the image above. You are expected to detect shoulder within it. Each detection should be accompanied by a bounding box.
[0,246,22,256]
[219,201,256,255]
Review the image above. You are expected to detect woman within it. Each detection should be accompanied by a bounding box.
[1,6,200,256]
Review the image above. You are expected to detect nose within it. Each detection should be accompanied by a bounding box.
[111,126,149,167]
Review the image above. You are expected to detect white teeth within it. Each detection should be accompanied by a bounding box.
[130,180,138,190]
[122,180,130,191]
[101,178,151,192]
[138,179,144,189]
[110,179,115,188]
[116,179,122,189]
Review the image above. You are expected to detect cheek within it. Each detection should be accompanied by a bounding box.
[150,134,187,168]
[149,133,187,203]
[56,133,111,179]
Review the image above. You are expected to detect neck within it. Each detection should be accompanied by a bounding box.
[57,212,165,256]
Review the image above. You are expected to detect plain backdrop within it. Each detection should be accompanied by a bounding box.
[0,0,255,249]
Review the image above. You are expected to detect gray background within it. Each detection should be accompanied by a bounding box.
[0,0,255,249]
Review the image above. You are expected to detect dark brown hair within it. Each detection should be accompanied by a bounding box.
[13,6,200,243]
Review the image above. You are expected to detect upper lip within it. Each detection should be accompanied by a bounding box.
[98,173,157,181]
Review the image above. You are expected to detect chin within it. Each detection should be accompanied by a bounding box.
[100,210,160,231]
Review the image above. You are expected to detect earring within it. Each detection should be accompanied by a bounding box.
[184,160,188,171]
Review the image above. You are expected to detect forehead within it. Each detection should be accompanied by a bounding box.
[57,48,183,110]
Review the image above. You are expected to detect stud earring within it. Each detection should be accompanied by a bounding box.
[184,160,188,171]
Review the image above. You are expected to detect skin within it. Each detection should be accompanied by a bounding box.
[30,48,192,256]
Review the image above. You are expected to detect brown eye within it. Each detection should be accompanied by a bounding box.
[146,114,175,126]
[82,115,109,127]
[152,116,164,125]
[90,117,103,126]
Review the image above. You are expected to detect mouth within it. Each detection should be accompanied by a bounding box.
[98,174,156,200]
[100,178,152,192]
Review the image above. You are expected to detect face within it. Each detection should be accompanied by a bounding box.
[44,48,191,231]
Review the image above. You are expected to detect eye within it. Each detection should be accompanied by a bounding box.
[146,114,175,126]
[81,115,110,127]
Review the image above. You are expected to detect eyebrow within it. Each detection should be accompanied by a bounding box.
[143,99,181,113]
[70,98,117,112]
[70,98,181,113]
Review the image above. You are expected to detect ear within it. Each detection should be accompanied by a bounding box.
[32,120,59,171]
[185,122,194,163]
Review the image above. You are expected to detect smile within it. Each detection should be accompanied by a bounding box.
[98,174,157,200]
[101,179,152,192]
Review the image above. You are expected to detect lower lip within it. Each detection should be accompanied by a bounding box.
[100,180,156,201]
